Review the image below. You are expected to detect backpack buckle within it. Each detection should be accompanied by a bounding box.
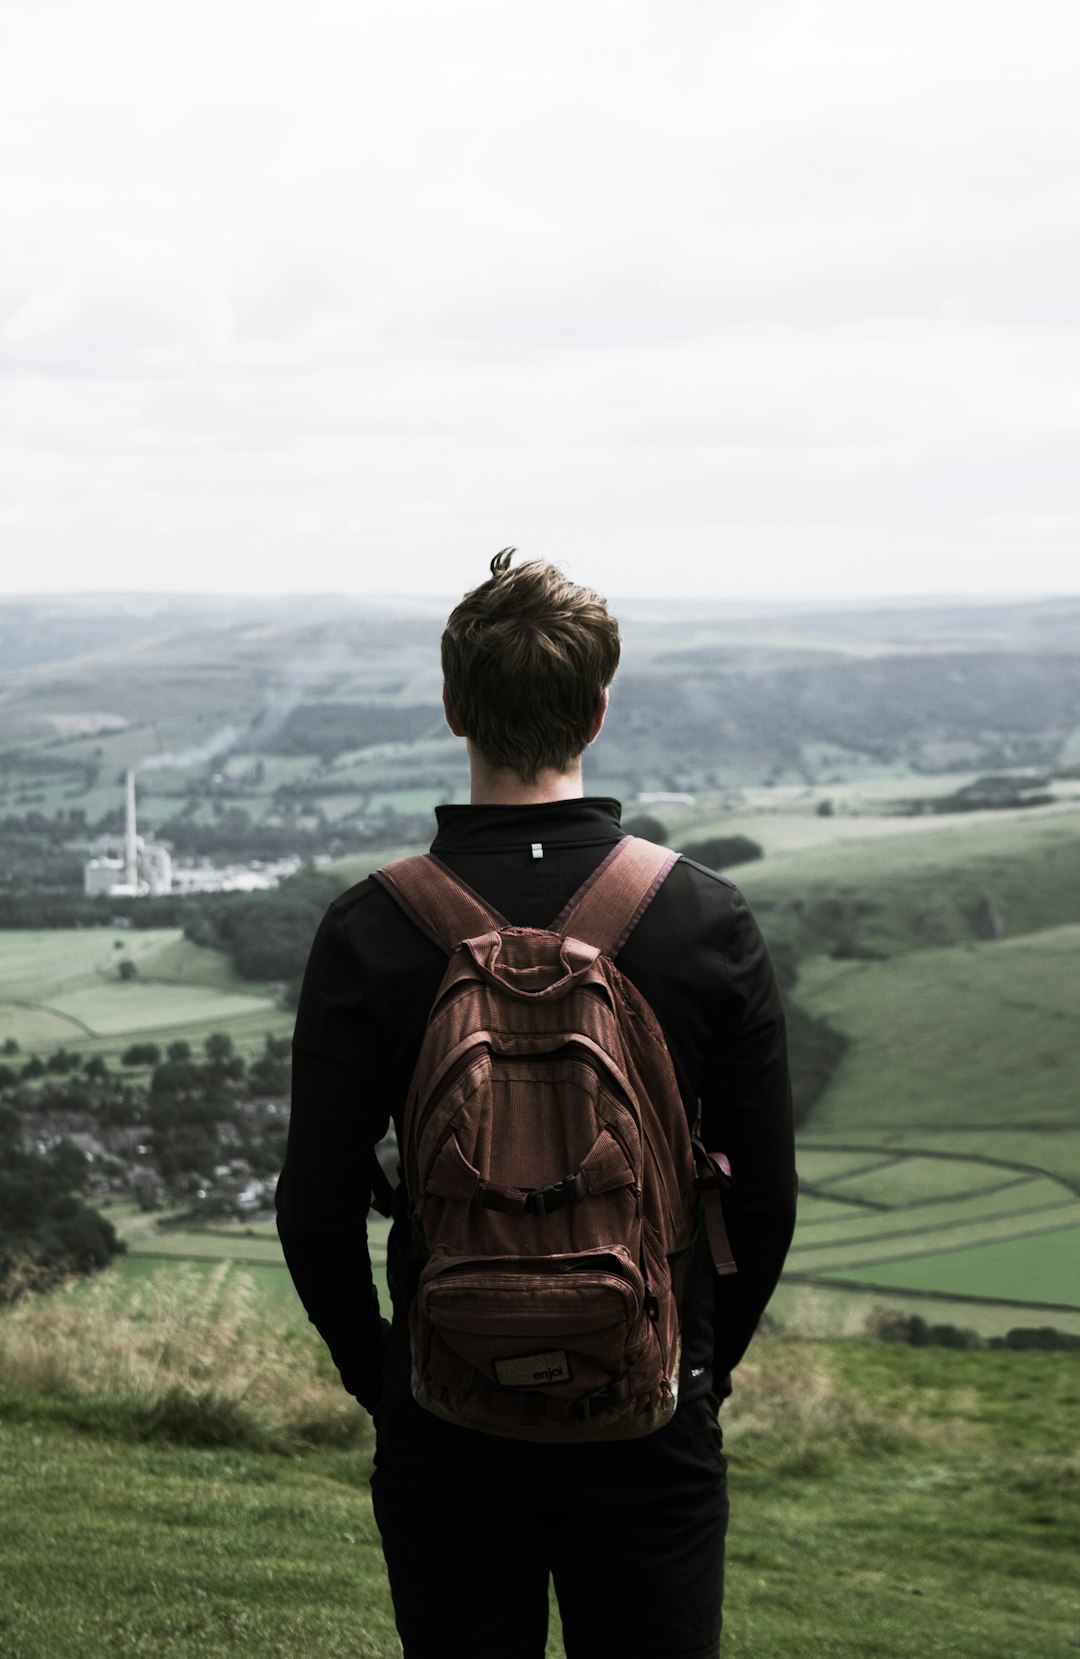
[525,1171,588,1216]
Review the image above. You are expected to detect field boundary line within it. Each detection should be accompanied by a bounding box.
[126,1247,390,1268]
[125,1249,291,1270]
[791,1196,1077,1248]
[810,1154,906,1191]
[798,1140,1080,1197]
[795,1172,1038,1224]
[782,1270,1080,1317]
[798,1172,1047,1217]
[797,1187,890,1212]
[803,1212,1080,1275]
[8,999,96,1037]
[876,1173,1041,1213]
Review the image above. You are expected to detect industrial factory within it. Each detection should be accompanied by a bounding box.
[83,771,172,897]
[83,772,298,898]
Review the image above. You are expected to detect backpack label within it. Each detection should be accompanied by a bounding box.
[493,1350,572,1388]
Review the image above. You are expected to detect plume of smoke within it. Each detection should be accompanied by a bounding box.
[141,724,243,772]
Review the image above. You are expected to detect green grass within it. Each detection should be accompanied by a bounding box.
[793,1177,1076,1245]
[778,918,1080,1321]
[795,927,1080,1133]
[34,981,276,1037]
[320,843,428,883]
[792,1148,897,1185]
[115,1216,391,1310]
[692,795,1080,1334]
[810,1157,1052,1207]
[737,803,1080,956]
[822,1225,1080,1308]
[792,1204,1080,1284]
[0,1425,399,1659]
[786,1136,1079,1321]
[757,801,1080,1331]
[0,928,179,992]
[0,927,290,1057]
[125,1232,293,1266]
[1,1336,1077,1659]
[112,1253,302,1307]
[125,935,264,991]
[365,788,445,814]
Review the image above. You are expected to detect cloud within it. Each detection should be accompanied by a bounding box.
[1,238,234,374]
[1,0,1079,599]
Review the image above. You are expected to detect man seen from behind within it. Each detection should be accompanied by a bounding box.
[277,549,797,1658]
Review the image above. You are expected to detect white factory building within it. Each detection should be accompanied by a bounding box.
[84,770,299,898]
[84,771,173,897]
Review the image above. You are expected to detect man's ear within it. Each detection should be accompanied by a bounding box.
[586,688,609,745]
[442,685,467,738]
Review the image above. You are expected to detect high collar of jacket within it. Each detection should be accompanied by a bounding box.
[431,796,623,853]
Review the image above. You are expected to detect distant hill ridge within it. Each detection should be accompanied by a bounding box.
[3,594,1080,786]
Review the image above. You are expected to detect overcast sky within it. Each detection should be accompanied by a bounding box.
[2,0,1079,603]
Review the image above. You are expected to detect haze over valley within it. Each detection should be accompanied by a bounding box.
[1,587,1078,1343]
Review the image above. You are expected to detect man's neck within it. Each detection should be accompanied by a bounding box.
[467,750,586,806]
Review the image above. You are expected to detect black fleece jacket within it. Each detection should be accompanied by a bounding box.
[276,798,797,1415]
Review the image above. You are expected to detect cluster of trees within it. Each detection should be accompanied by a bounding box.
[0,892,195,929]
[138,1035,290,1184]
[622,817,764,872]
[870,1310,1080,1352]
[897,774,1057,816]
[0,1044,110,1090]
[147,1032,290,1099]
[155,811,321,860]
[679,834,763,870]
[0,831,85,897]
[185,870,343,986]
[0,1104,124,1300]
[1,1033,292,1105]
[1,1029,295,1291]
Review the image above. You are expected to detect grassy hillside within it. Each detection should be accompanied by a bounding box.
[0,1269,1076,1658]
[723,806,1080,1336]
[5,594,1080,845]
[734,804,1080,959]
[796,925,1080,1135]
[2,759,1079,1652]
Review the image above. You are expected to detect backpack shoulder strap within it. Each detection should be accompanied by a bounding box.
[372,854,508,953]
[552,836,679,957]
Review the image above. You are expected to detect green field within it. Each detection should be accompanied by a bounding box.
[735,803,1080,952]
[823,1226,1080,1305]
[102,1205,392,1311]
[731,805,1080,1337]
[0,929,290,1059]
[6,797,1080,1342]
[796,926,1080,1133]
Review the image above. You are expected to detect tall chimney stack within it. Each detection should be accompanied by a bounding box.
[124,770,139,891]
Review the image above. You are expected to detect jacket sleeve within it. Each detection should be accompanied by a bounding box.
[276,902,390,1414]
[702,890,797,1387]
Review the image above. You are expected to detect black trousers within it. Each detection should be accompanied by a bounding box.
[371,1393,729,1659]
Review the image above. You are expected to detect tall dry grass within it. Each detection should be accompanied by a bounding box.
[0,1262,368,1452]
[721,1337,927,1474]
[0,1261,919,1463]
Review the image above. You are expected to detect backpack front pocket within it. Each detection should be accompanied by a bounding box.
[415,1245,647,1394]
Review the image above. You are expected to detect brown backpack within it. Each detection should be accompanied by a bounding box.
[373,836,734,1442]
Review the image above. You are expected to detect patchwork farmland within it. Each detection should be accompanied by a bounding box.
[0,927,291,1063]
[732,806,1080,1339]
[3,783,1079,1342]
